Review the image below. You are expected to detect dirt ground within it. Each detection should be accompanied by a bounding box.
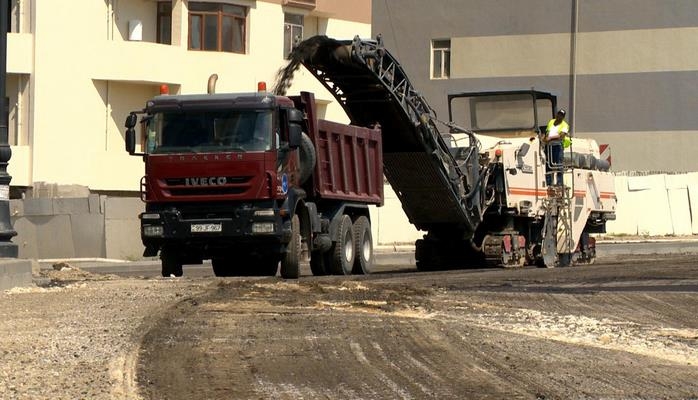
[1,254,697,399]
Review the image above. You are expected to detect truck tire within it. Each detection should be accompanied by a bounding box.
[298,133,316,184]
[351,216,373,274]
[330,214,354,275]
[280,215,301,279]
[161,248,183,277]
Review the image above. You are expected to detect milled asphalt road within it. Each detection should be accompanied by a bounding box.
[39,239,698,278]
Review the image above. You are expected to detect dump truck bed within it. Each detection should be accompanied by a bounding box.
[312,119,383,205]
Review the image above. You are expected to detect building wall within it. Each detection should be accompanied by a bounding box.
[372,0,698,172]
[6,0,371,190]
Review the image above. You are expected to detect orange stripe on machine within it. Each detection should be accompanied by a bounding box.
[509,188,547,196]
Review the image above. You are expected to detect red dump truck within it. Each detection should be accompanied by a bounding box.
[125,88,383,278]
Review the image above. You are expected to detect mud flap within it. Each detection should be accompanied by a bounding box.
[143,245,159,257]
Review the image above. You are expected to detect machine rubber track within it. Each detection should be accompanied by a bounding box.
[279,35,486,236]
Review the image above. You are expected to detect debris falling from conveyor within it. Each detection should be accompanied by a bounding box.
[273,35,352,95]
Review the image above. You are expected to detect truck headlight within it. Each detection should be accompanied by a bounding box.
[141,213,161,220]
[251,222,275,234]
[254,209,275,217]
[143,225,164,237]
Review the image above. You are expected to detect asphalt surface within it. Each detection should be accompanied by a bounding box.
[135,252,698,399]
[26,239,698,399]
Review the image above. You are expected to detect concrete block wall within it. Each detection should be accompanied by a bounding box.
[607,172,698,236]
[10,195,143,260]
[11,196,105,259]
[104,197,145,260]
[0,260,33,291]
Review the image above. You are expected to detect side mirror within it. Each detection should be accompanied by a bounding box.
[125,113,138,129]
[288,108,304,123]
[125,128,137,154]
[288,124,302,149]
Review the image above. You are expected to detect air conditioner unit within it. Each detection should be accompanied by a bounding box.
[128,20,143,41]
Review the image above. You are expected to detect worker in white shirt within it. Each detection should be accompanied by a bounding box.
[543,109,569,186]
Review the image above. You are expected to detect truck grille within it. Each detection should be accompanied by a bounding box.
[164,176,250,186]
[168,187,247,196]
[162,176,253,197]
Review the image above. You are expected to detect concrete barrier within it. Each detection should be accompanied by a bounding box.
[0,259,33,291]
[607,172,698,236]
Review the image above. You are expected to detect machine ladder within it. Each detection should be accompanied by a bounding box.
[541,146,578,267]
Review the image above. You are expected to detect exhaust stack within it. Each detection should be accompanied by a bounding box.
[207,74,218,94]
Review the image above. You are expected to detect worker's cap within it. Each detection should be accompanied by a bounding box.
[557,109,566,116]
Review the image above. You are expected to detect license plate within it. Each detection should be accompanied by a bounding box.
[190,223,222,233]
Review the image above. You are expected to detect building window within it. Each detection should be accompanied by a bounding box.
[189,2,247,53]
[284,13,303,57]
[157,1,172,45]
[432,39,450,79]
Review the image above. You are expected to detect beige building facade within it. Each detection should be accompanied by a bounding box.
[5,0,373,259]
[6,0,370,191]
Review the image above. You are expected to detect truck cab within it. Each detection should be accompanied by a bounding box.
[125,90,306,277]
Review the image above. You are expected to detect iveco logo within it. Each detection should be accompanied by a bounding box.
[185,177,227,186]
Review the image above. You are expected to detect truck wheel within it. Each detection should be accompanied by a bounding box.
[161,249,183,277]
[298,133,316,184]
[330,214,354,275]
[351,216,373,274]
[280,215,301,279]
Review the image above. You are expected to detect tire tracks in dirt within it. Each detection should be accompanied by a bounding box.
[137,262,698,399]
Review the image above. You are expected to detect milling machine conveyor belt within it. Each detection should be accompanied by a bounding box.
[283,35,486,233]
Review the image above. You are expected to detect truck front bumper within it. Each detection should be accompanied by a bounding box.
[139,207,291,255]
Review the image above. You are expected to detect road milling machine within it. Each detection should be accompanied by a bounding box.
[286,35,617,269]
